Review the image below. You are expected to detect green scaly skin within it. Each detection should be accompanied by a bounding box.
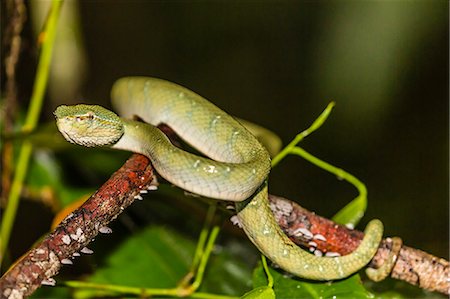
[366,237,402,281]
[54,76,383,280]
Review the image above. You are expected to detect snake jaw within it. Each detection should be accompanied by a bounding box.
[54,104,124,147]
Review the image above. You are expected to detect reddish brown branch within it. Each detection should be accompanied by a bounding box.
[269,195,449,294]
[0,154,156,299]
[0,154,448,297]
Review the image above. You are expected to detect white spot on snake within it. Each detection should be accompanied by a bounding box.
[303,264,310,270]
[178,92,185,98]
[193,160,201,168]
[318,265,324,272]
[225,166,231,172]
[203,165,217,174]
[72,252,81,257]
[282,249,289,257]
[262,225,271,235]
[61,235,71,245]
[210,115,221,127]
[252,168,256,175]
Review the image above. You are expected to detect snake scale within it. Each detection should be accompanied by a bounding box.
[55,76,383,280]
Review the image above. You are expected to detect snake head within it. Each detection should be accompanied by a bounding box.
[54,104,124,147]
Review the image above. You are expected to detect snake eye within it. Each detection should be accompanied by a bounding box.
[75,112,94,122]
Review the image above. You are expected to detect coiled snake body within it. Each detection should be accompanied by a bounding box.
[55,77,382,280]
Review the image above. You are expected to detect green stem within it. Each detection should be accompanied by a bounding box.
[290,146,367,225]
[23,0,63,132]
[191,204,217,272]
[189,225,220,292]
[0,0,63,265]
[261,255,274,288]
[179,203,217,288]
[0,142,32,258]
[271,102,335,167]
[64,280,238,299]
[270,101,367,226]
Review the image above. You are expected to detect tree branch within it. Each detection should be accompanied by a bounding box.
[1,153,448,298]
[269,194,449,294]
[0,154,156,299]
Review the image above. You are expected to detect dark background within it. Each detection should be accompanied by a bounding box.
[9,1,450,260]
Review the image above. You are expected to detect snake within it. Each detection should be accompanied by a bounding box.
[366,237,402,281]
[54,76,383,280]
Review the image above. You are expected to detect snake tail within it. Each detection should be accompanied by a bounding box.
[366,237,402,281]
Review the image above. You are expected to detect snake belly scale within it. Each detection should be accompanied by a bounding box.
[55,76,383,280]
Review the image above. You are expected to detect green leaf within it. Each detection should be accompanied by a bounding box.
[241,286,275,299]
[332,194,366,226]
[73,226,194,298]
[71,226,251,298]
[366,278,447,299]
[252,263,373,299]
[199,241,253,295]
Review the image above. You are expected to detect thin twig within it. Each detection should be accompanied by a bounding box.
[1,0,27,206]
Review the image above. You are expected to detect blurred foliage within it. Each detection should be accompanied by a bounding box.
[252,264,373,299]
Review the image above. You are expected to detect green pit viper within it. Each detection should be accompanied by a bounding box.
[55,76,384,280]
